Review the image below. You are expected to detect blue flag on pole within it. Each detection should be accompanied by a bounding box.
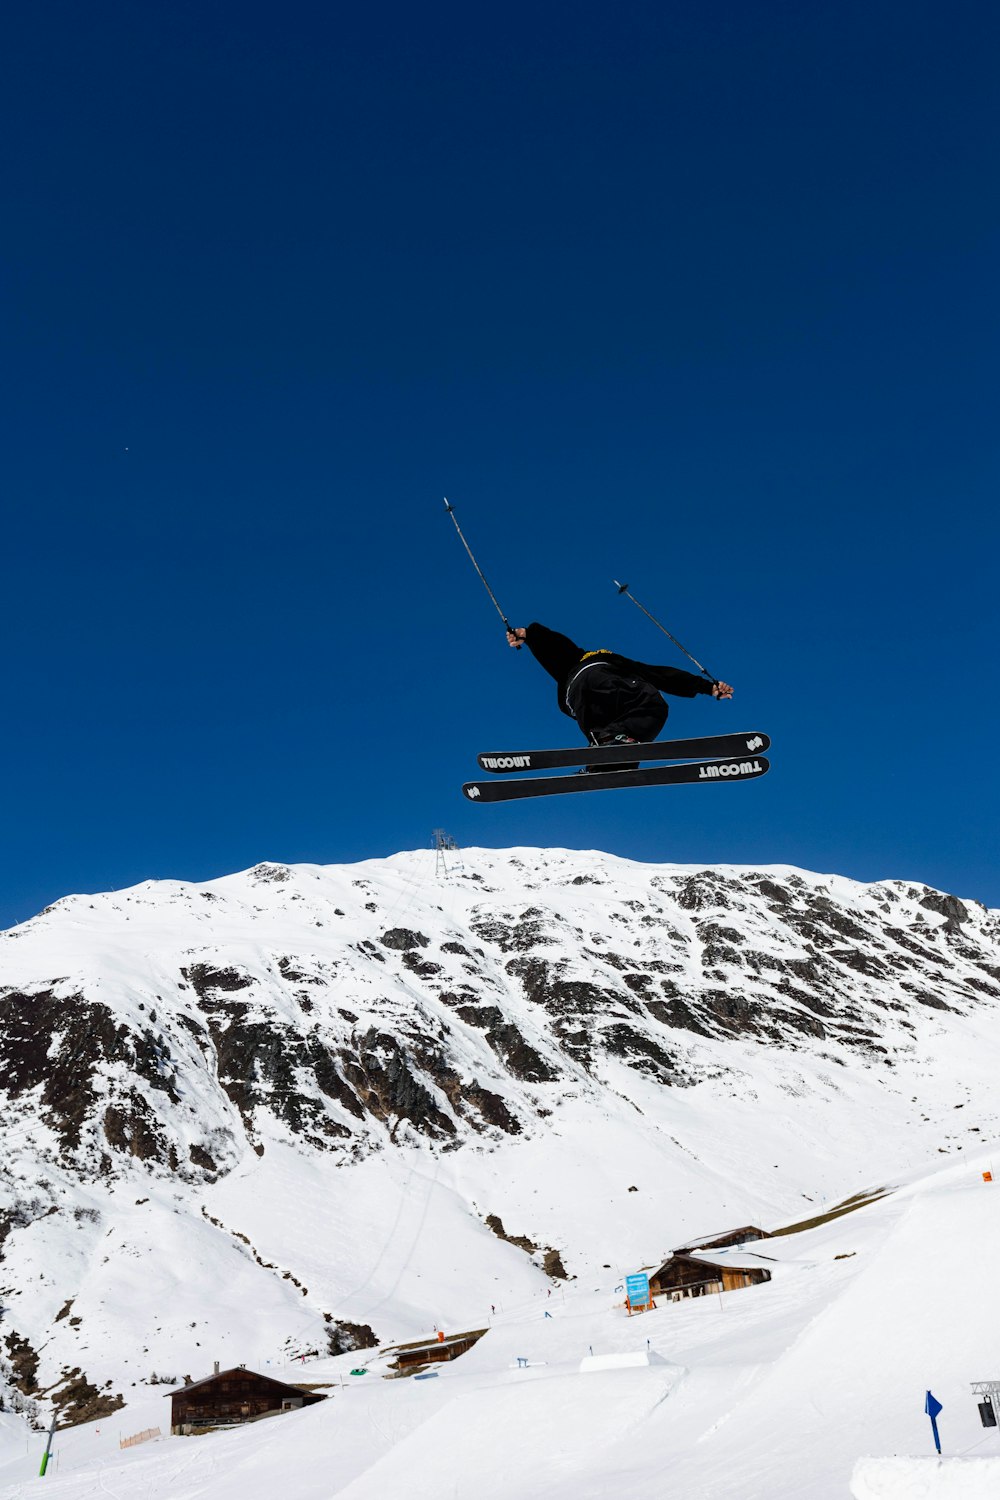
[925,1391,943,1453]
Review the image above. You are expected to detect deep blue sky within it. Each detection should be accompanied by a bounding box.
[3,0,998,927]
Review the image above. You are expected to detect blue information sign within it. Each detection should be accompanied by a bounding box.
[626,1273,651,1305]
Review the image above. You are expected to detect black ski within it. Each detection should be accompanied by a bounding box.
[463,755,770,802]
[477,731,770,774]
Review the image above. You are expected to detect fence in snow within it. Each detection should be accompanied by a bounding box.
[120,1427,161,1450]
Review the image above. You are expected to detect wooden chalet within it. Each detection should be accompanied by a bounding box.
[166,1365,326,1434]
[650,1225,771,1303]
[385,1328,487,1376]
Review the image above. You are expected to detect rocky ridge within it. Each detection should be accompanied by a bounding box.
[1,848,998,1425]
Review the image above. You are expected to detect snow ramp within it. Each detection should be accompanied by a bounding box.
[852,1456,1000,1498]
[332,1365,680,1499]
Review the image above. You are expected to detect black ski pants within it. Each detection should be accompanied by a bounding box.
[566,664,669,744]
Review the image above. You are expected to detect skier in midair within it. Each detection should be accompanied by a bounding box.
[506,622,733,763]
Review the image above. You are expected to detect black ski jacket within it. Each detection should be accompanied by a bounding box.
[523,622,713,719]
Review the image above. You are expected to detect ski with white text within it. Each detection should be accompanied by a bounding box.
[477,731,770,774]
[463,755,770,802]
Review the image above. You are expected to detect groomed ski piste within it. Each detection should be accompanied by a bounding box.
[3,1153,1000,1498]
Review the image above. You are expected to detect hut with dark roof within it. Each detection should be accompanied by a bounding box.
[166,1364,326,1434]
[384,1328,488,1376]
[650,1225,771,1302]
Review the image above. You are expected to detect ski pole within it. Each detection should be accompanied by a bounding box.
[444,499,521,647]
[612,580,718,684]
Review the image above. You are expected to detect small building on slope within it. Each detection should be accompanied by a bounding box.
[166,1365,327,1434]
[650,1225,772,1302]
[385,1328,488,1376]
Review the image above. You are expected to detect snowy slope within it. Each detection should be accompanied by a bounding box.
[1,846,999,1449]
[2,1152,999,1499]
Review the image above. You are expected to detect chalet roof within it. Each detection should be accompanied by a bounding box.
[673,1226,767,1255]
[683,1251,763,1271]
[394,1335,480,1358]
[650,1251,718,1281]
[163,1367,321,1399]
[384,1328,487,1356]
[688,1249,777,1272]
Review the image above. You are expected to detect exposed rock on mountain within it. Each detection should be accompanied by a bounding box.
[1,848,997,1425]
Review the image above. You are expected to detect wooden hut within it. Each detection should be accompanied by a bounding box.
[166,1365,326,1434]
[385,1328,487,1376]
[650,1226,771,1303]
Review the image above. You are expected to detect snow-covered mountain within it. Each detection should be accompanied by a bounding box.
[1,847,998,1433]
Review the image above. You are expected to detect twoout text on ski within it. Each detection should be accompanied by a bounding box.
[477,730,770,774]
[463,755,770,803]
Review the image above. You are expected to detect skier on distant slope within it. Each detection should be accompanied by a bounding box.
[506,623,733,759]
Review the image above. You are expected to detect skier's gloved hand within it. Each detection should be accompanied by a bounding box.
[711,681,734,700]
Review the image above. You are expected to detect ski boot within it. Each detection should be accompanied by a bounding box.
[580,732,640,774]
